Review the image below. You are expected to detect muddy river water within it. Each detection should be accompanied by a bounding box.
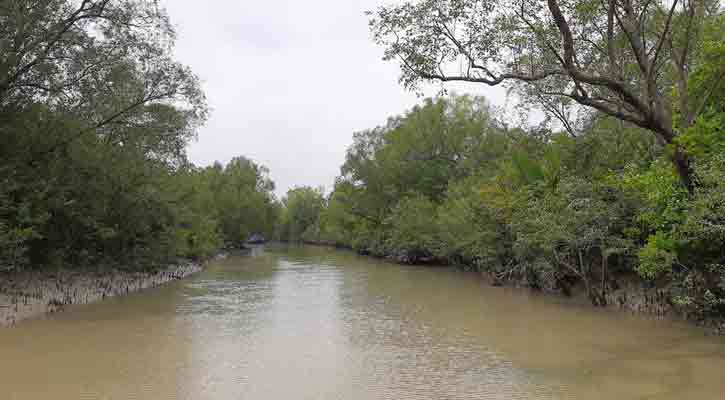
[2,245,725,399]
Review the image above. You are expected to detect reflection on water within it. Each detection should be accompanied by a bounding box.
[1,245,725,399]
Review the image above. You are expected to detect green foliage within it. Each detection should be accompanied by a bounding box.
[385,195,440,259]
[619,159,688,232]
[555,118,660,177]
[511,176,635,295]
[275,2,725,315]
[436,179,511,269]
[291,88,725,308]
[328,94,506,253]
[679,112,725,158]
[671,263,725,319]
[369,0,724,188]
[675,14,725,158]
[680,154,725,264]
[636,232,678,280]
[316,185,361,246]
[0,1,277,270]
[208,157,277,244]
[276,187,326,243]
[509,150,546,186]
[617,156,724,280]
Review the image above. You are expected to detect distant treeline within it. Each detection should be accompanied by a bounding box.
[0,1,278,270]
[276,92,724,318]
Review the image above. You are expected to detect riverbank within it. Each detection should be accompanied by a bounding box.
[0,254,226,328]
[488,269,725,334]
[299,241,725,334]
[4,245,725,399]
[475,268,725,335]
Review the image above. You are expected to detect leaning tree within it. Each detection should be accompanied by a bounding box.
[0,0,207,160]
[369,0,724,189]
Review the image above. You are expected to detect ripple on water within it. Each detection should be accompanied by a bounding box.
[2,246,725,400]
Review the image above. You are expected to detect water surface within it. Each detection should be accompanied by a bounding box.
[2,245,724,399]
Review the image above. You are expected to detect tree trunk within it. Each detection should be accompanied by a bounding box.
[599,251,608,307]
[673,145,694,193]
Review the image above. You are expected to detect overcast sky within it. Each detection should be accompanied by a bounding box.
[164,0,508,198]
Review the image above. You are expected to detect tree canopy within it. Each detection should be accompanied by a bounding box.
[369,0,724,187]
[279,92,725,316]
[0,1,277,270]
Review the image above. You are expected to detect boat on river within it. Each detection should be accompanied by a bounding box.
[246,233,266,244]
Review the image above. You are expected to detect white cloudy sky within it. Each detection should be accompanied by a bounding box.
[164,0,508,197]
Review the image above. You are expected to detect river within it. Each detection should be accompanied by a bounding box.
[1,245,724,399]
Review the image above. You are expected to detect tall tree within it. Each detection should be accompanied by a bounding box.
[0,0,206,153]
[0,1,211,270]
[369,0,724,188]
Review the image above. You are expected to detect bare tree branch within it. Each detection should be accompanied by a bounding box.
[650,0,679,74]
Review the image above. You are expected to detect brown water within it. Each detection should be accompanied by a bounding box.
[2,245,725,399]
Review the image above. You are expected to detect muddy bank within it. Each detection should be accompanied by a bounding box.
[0,255,226,328]
[602,274,725,334]
[482,270,725,335]
[326,244,725,334]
